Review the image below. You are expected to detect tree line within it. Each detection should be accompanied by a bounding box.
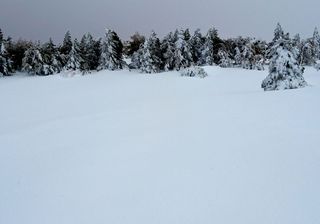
[0,23,319,77]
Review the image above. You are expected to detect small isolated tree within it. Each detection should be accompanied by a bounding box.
[262,38,307,91]
[64,39,82,71]
[98,29,124,71]
[22,43,47,75]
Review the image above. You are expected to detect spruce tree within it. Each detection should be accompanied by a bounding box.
[79,33,99,72]
[98,29,124,71]
[201,27,220,65]
[312,27,320,60]
[234,47,242,67]
[298,39,316,66]
[22,43,46,75]
[41,38,62,74]
[190,29,205,66]
[0,29,13,76]
[262,38,307,91]
[140,31,162,73]
[161,31,178,71]
[126,32,145,56]
[218,48,233,68]
[130,48,143,70]
[174,29,193,70]
[64,39,82,71]
[241,39,255,69]
[60,31,73,66]
[273,23,285,44]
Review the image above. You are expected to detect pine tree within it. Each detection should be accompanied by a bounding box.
[190,29,205,66]
[41,38,62,74]
[126,32,145,56]
[298,39,316,66]
[22,43,46,75]
[64,39,82,71]
[0,29,13,76]
[252,40,267,70]
[98,29,124,71]
[174,29,193,70]
[5,39,32,71]
[218,48,233,68]
[130,48,143,70]
[79,35,90,72]
[272,23,285,44]
[262,38,307,91]
[201,27,220,65]
[312,27,320,60]
[140,31,162,73]
[234,47,242,67]
[60,31,73,66]
[241,39,255,69]
[161,31,178,71]
[79,33,100,72]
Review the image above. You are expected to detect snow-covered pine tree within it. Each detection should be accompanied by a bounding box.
[261,38,307,91]
[174,29,193,70]
[241,39,255,69]
[161,31,178,71]
[312,27,320,60]
[218,48,233,68]
[190,29,205,66]
[64,39,82,71]
[272,23,285,44]
[251,40,267,70]
[22,43,46,75]
[234,47,242,67]
[41,38,62,75]
[130,47,143,70]
[0,29,12,76]
[126,32,145,56]
[140,31,162,73]
[298,39,316,66]
[201,27,219,65]
[79,35,90,72]
[98,29,124,71]
[59,31,73,66]
[79,33,100,72]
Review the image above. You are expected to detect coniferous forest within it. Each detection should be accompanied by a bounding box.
[1,23,318,90]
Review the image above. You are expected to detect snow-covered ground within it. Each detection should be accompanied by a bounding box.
[0,67,320,224]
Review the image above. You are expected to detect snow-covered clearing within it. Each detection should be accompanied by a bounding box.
[0,67,320,224]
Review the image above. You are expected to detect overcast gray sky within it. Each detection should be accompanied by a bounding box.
[1,0,319,42]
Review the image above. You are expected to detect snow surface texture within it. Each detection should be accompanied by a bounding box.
[0,67,320,224]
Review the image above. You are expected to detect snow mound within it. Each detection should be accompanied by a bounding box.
[180,66,208,78]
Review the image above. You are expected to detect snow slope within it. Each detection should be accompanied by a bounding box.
[0,67,320,224]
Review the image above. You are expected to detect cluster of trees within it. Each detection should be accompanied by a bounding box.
[0,24,319,79]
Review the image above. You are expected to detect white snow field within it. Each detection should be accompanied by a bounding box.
[0,67,320,224]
